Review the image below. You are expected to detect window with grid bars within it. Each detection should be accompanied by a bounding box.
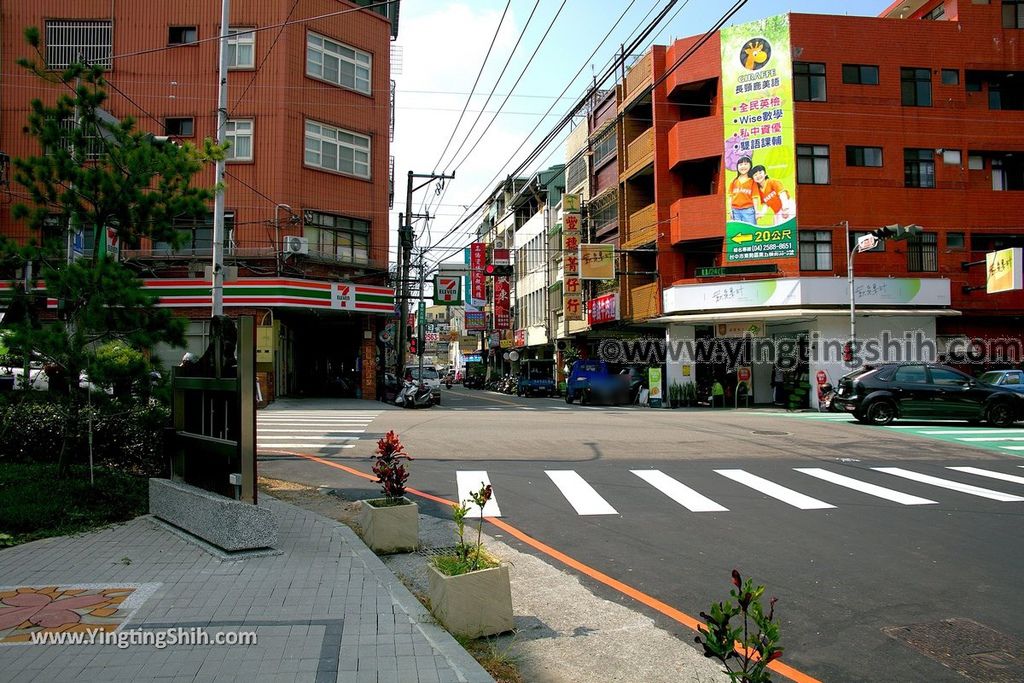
[225,119,253,161]
[306,32,371,95]
[799,230,832,271]
[797,145,829,184]
[303,210,369,264]
[304,120,370,178]
[907,233,937,272]
[794,62,826,102]
[565,154,587,191]
[227,28,256,69]
[45,20,112,69]
[904,148,935,188]
[592,129,616,168]
[589,194,618,232]
[901,67,932,106]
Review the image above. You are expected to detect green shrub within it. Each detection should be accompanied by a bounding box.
[0,396,170,477]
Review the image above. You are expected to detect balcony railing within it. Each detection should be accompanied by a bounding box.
[627,282,660,321]
[623,128,653,177]
[622,52,652,102]
[622,203,657,250]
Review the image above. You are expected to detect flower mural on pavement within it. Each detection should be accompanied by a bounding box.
[0,586,139,643]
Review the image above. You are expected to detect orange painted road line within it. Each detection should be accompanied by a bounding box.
[280,450,822,683]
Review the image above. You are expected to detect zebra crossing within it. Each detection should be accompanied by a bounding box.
[256,409,381,452]
[742,411,1024,455]
[453,464,1024,518]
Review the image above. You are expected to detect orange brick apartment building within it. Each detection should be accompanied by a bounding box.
[0,0,400,401]
[613,0,1024,406]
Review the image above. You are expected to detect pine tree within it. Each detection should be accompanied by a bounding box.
[2,27,225,476]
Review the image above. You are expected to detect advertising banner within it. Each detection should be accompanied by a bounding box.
[579,243,616,280]
[459,335,479,352]
[721,14,797,262]
[433,275,463,305]
[562,197,583,320]
[494,277,511,329]
[514,329,526,347]
[986,248,1023,293]
[470,242,486,304]
[587,293,619,325]
[464,310,487,331]
[564,294,584,321]
[648,368,663,408]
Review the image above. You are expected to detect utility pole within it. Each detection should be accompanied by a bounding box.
[418,247,426,382]
[211,0,231,316]
[397,170,454,373]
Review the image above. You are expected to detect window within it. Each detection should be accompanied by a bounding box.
[565,154,587,191]
[893,365,928,383]
[227,28,255,69]
[929,367,970,386]
[168,26,198,45]
[968,154,984,170]
[302,210,369,264]
[592,129,616,168]
[794,62,826,102]
[45,20,112,69]
[901,68,932,106]
[799,230,832,271]
[850,231,885,252]
[1003,0,1024,28]
[165,117,194,137]
[153,212,234,256]
[225,119,253,161]
[991,156,1024,190]
[907,232,938,272]
[941,68,959,85]
[304,120,371,178]
[922,4,946,20]
[797,145,830,184]
[842,64,879,85]
[947,232,965,249]
[846,146,883,167]
[904,148,936,188]
[589,195,618,232]
[306,32,371,95]
[942,149,961,165]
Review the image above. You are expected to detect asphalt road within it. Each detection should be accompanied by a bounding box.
[259,387,1024,683]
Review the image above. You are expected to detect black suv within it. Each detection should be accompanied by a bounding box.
[834,362,1023,427]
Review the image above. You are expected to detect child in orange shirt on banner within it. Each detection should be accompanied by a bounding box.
[751,164,795,225]
[728,156,757,225]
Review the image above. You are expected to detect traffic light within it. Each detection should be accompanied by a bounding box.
[871,224,922,241]
[409,336,418,356]
[484,264,513,277]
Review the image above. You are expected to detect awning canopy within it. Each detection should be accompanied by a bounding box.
[651,308,962,325]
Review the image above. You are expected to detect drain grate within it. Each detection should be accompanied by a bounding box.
[883,618,1024,682]
[416,545,461,558]
[751,430,790,436]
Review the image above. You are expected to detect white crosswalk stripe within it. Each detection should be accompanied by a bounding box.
[456,471,501,518]
[257,409,379,452]
[946,466,1024,486]
[794,468,937,505]
[546,471,618,515]
[714,470,835,509]
[872,467,1024,502]
[631,470,728,512]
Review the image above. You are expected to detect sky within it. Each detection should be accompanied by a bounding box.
[390,0,893,271]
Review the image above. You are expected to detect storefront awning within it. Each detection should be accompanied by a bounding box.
[652,308,962,325]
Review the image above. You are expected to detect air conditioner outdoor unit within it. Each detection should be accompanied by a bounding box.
[283,236,308,255]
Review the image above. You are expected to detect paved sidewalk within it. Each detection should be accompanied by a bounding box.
[0,497,492,683]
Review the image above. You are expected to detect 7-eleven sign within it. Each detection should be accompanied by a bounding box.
[333,283,356,310]
[433,276,463,305]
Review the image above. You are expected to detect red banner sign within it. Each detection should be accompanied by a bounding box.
[494,276,510,329]
[587,293,619,325]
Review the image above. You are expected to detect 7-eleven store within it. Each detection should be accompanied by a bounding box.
[146,278,394,403]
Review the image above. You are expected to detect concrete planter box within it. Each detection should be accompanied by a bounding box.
[149,478,277,551]
[359,497,418,554]
[427,563,513,638]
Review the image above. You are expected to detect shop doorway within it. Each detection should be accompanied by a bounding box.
[280,311,364,397]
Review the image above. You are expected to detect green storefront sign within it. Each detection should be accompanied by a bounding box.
[648,368,663,408]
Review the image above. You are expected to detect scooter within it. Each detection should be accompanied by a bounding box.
[395,380,434,409]
[818,382,839,412]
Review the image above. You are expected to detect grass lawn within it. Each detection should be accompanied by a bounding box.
[0,463,148,547]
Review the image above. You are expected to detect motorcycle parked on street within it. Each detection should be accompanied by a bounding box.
[818,382,839,412]
[395,380,434,409]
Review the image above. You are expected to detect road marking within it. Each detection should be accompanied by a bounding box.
[257,443,354,448]
[546,471,618,515]
[287,452,821,683]
[914,429,1024,435]
[260,428,365,433]
[872,468,1024,502]
[456,471,501,518]
[794,468,937,505]
[1002,446,1024,451]
[714,470,835,510]
[947,467,1024,486]
[955,436,1024,442]
[630,470,728,512]
[257,435,360,439]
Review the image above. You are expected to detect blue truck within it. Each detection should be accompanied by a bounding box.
[517,359,556,397]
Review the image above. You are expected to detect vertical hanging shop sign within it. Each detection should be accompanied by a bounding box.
[721,14,798,262]
[494,277,511,329]
[470,242,487,304]
[562,195,583,320]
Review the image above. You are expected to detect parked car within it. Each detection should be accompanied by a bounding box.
[564,360,641,405]
[517,359,556,397]
[404,364,441,405]
[979,369,1024,394]
[834,362,1024,427]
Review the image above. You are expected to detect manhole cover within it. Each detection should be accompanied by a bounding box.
[751,430,789,436]
[883,618,1024,682]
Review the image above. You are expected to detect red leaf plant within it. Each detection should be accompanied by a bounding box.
[371,431,413,501]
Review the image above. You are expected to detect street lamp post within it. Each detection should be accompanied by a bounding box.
[846,220,856,355]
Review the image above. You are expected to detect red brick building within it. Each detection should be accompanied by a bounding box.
[615,0,1024,406]
[0,0,399,401]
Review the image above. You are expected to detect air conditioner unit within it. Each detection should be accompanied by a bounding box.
[283,236,308,255]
